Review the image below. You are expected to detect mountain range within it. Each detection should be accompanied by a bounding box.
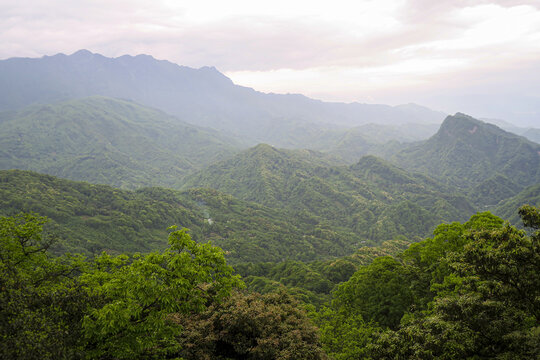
[0,49,538,264]
[0,50,446,147]
[1,49,538,360]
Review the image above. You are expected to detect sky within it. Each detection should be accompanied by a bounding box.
[1,0,540,126]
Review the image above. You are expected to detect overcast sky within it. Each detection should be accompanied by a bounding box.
[2,0,540,126]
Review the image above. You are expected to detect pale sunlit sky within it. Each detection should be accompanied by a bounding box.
[1,0,540,125]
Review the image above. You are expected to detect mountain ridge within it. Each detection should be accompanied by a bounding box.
[392,113,540,194]
[182,144,475,243]
[0,50,447,146]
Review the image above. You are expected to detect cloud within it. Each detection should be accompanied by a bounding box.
[2,1,539,71]
[1,0,539,123]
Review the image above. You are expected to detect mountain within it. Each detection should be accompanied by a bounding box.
[522,128,540,144]
[0,50,446,145]
[0,169,370,263]
[323,122,440,163]
[392,113,540,197]
[0,96,240,188]
[182,144,475,243]
[182,144,346,207]
[494,183,540,226]
[482,117,540,144]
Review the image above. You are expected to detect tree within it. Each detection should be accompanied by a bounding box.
[175,290,328,360]
[400,212,504,310]
[0,213,88,359]
[371,206,540,359]
[314,306,375,360]
[333,256,414,329]
[80,226,242,359]
[0,214,243,359]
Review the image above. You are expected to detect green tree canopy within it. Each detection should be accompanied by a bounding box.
[175,290,328,360]
[370,206,540,359]
[0,214,243,359]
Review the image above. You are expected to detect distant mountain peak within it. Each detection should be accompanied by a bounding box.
[437,113,488,138]
[70,49,94,57]
[393,113,540,191]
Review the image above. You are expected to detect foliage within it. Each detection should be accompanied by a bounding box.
[0,96,240,189]
[80,227,242,359]
[174,290,328,360]
[0,213,243,359]
[317,208,539,359]
[369,206,540,359]
[0,170,367,263]
[236,239,409,308]
[332,256,414,329]
[313,306,376,360]
[0,213,89,359]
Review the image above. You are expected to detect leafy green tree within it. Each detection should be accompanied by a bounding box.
[519,204,540,232]
[0,213,88,359]
[371,206,540,359]
[333,256,414,329]
[401,212,504,310]
[314,306,375,360]
[175,290,328,360]
[1,214,244,359]
[80,226,242,359]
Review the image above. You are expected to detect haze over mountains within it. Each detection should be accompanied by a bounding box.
[0,50,448,144]
[0,96,240,188]
[0,49,539,253]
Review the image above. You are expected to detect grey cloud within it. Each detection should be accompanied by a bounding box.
[2,0,538,73]
[1,0,539,125]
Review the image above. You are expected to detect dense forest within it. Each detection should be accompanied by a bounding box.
[2,206,538,359]
[1,51,539,359]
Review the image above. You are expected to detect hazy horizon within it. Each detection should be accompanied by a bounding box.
[2,0,539,127]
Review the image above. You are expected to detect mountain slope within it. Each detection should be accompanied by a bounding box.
[0,50,446,145]
[0,96,240,188]
[392,113,540,193]
[182,145,475,243]
[494,183,540,226]
[522,128,540,144]
[0,169,368,263]
[316,123,439,163]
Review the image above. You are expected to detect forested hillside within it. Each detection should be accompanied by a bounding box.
[494,183,540,224]
[393,113,540,198]
[183,144,475,242]
[0,96,240,188]
[0,170,373,262]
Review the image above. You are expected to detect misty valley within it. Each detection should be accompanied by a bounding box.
[1,50,539,360]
